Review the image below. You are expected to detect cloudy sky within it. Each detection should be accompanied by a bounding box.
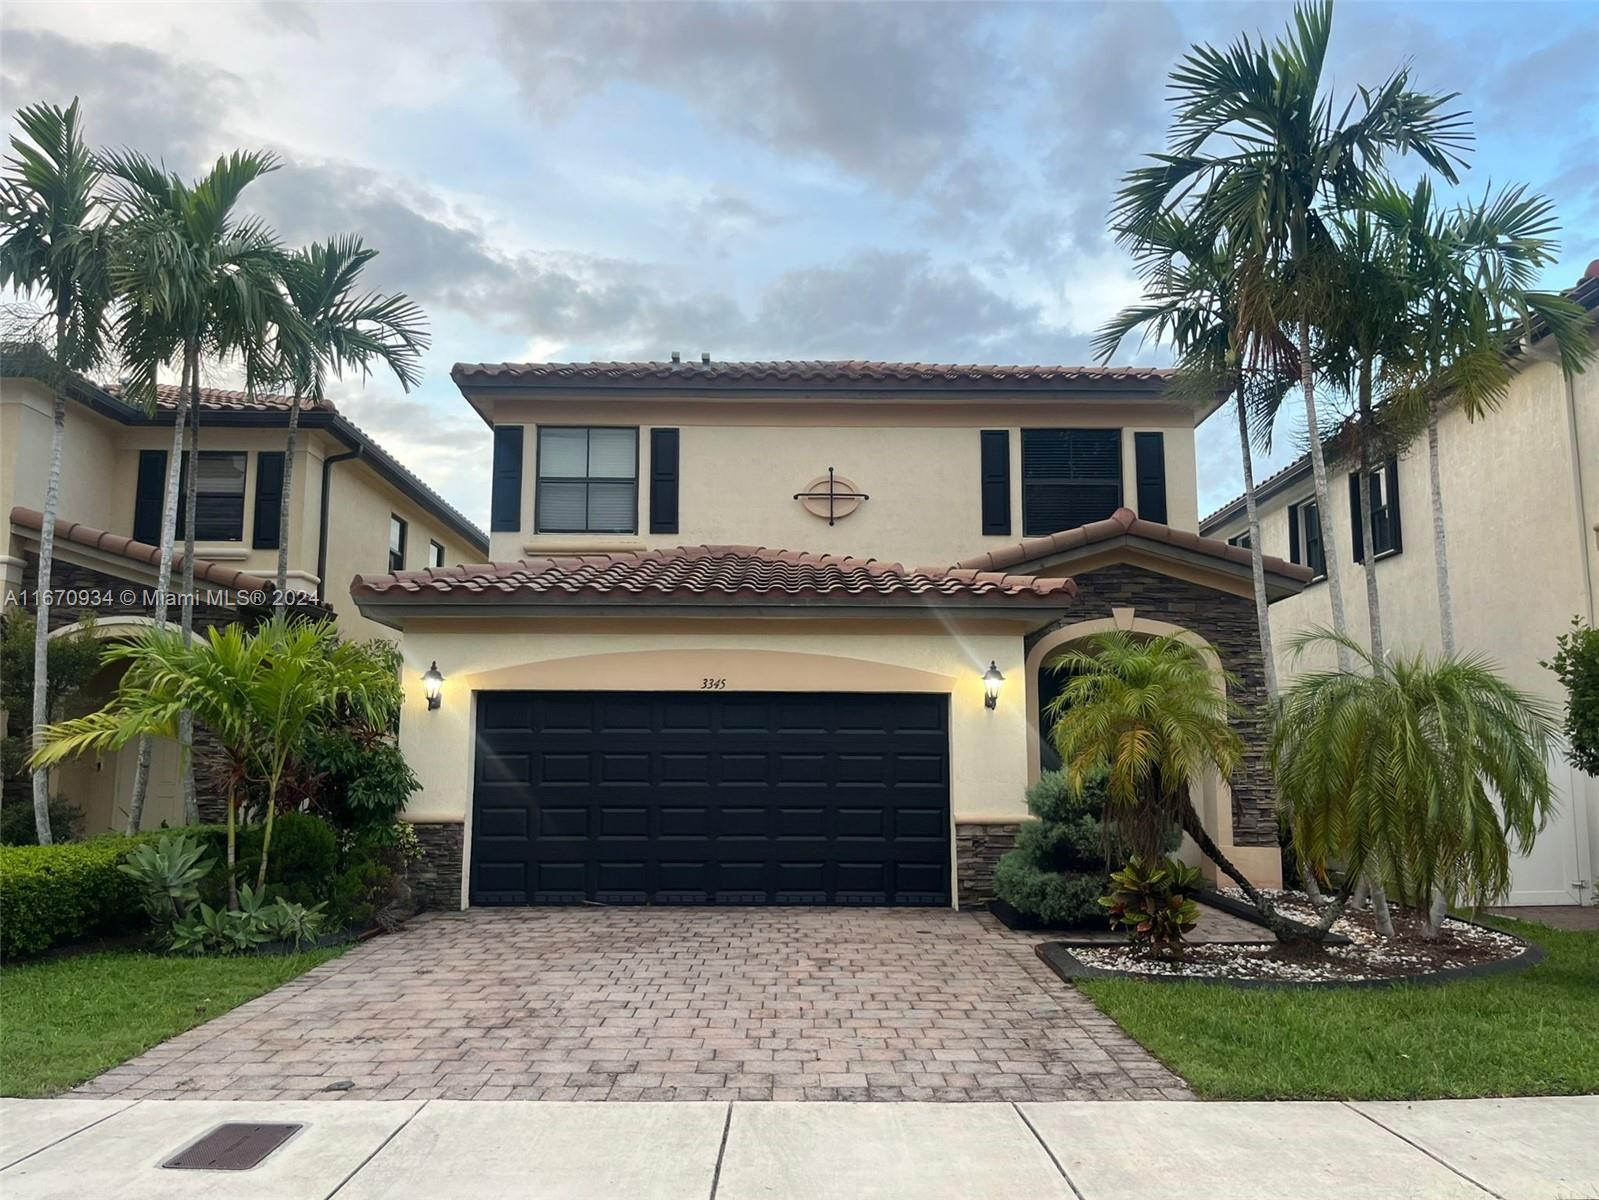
[4,1,1594,528]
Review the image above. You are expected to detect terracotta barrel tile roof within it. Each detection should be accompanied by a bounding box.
[9,506,276,593]
[352,544,1077,609]
[955,506,1313,583]
[452,360,1175,391]
[106,383,337,415]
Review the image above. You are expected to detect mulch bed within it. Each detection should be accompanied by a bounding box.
[1039,889,1542,989]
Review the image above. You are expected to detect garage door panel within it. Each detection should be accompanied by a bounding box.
[471,691,950,906]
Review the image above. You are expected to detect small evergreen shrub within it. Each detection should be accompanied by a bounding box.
[0,794,84,846]
[993,769,1178,927]
[1546,617,1599,776]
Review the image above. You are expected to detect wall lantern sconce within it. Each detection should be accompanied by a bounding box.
[982,661,1004,710]
[422,661,444,711]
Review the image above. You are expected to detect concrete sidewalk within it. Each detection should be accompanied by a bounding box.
[1,1096,1593,1199]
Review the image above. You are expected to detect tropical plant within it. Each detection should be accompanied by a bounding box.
[118,832,213,927]
[30,616,403,908]
[0,99,115,843]
[1100,856,1204,959]
[1274,629,1559,936]
[271,237,428,609]
[1114,0,1472,670]
[101,146,297,825]
[0,611,101,840]
[1369,178,1595,655]
[1096,215,1297,701]
[1046,631,1333,944]
[1544,617,1599,777]
[168,884,327,955]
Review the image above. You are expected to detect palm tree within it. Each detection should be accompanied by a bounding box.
[0,99,114,844]
[271,237,428,611]
[1273,629,1558,935]
[1114,0,1472,670]
[1372,179,1594,655]
[1047,632,1346,944]
[102,148,295,824]
[31,616,401,905]
[1096,214,1296,701]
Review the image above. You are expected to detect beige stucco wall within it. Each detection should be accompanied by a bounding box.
[1206,336,1599,902]
[2,377,123,554]
[482,394,1201,565]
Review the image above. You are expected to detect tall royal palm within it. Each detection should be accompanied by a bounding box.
[1373,179,1593,655]
[102,148,292,826]
[0,99,114,843]
[1115,0,1472,668]
[272,237,428,611]
[1096,214,1296,701]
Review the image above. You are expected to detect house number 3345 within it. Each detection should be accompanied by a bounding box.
[701,678,727,690]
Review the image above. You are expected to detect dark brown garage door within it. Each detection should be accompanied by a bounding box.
[470,691,950,906]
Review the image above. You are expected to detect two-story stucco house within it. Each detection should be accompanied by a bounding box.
[351,359,1310,911]
[1,367,487,835]
[1202,263,1599,908]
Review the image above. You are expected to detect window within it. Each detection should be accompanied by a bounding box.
[177,452,247,541]
[1020,428,1122,536]
[389,515,407,572]
[1349,458,1402,562]
[428,540,445,569]
[537,427,638,533]
[1289,500,1326,579]
[1227,531,1252,551]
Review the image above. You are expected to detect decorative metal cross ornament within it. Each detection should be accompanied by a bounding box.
[793,467,870,526]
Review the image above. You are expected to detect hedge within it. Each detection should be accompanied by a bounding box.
[0,825,228,961]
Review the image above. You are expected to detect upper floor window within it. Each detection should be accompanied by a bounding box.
[1227,531,1252,551]
[1288,499,1326,579]
[428,539,445,569]
[178,452,247,542]
[537,426,638,534]
[389,514,407,572]
[1021,428,1122,536]
[1350,458,1402,562]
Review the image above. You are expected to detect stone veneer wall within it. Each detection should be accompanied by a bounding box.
[1027,562,1277,848]
[955,822,1020,909]
[410,820,465,910]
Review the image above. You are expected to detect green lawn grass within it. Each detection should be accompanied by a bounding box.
[1076,917,1599,1100]
[0,947,341,1097]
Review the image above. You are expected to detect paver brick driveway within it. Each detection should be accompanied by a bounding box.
[74,908,1190,1102]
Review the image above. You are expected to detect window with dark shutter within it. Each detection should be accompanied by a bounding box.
[536,426,638,534]
[649,428,679,534]
[979,430,1010,535]
[176,452,248,542]
[1348,456,1401,562]
[1133,431,1167,523]
[133,450,167,545]
[1289,499,1325,578]
[252,451,285,549]
[1021,428,1122,536]
[490,425,523,533]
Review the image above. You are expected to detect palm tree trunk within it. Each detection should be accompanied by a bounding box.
[125,383,188,834]
[226,775,238,911]
[1367,877,1395,937]
[274,395,301,613]
[28,311,71,845]
[1236,393,1279,701]
[1177,801,1340,945]
[1292,222,1352,671]
[1426,398,1456,656]
[178,343,200,825]
[1357,358,1385,663]
[255,773,281,892]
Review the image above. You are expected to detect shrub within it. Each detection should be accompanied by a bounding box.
[295,725,419,835]
[168,884,327,955]
[0,826,227,959]
[0,794,84,846]
[1100,856,1203,959]
[1545,617,1599,776]
[993,770,1177,927]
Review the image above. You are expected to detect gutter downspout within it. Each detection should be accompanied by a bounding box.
[317,445,363,601]
[1567,372,1596,626]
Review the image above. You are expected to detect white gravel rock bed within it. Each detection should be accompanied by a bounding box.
[1071,890,1524,983]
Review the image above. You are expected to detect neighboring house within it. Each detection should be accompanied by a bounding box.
[352,359,1311,911]
[1202,263,1599,907]
[1,367,487,836]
